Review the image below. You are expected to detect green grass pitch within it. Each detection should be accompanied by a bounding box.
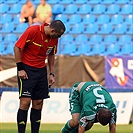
[0,123,133,133]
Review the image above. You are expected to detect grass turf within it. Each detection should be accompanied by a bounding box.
[0,123,133,133]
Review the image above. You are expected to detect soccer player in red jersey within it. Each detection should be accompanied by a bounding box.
[14,20,66,133]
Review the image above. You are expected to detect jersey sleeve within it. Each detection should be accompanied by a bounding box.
[79,110,96,127]
[15,27,34,49]
[110,108,117,124]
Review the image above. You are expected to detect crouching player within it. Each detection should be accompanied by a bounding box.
[61,81,117,133]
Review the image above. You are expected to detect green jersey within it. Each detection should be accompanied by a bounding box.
[69,81,117,127]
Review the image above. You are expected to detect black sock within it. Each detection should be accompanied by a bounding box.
[30,108,42,133]
[17,108,28,133]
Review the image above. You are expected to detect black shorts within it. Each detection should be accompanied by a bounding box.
[18,63,49,100]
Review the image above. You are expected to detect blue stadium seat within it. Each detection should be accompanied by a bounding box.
[64,23,70,34]
[68,14,81,24]
[3,43,14,55]
[88,0,101,4]
[98,24,113,34]
[110,14,124,24]
[5,0,18,4]
[60,34,74,43]
[105,4,120,14]
[60,0,74,4]
[13,23,28,33]
[104,44,120,55]
[120,44,133,55]
[92,4,106,14]
[126,24,133,34]
[48,0,60,4]
[55,14,68,23]
[77,4,92,14]
[118,35,132,44]
[89,35,102,43]
[0,4,9,13]
[33,0,40,4]
[102,0,116,4]
[96,14,110,24]
[91,43,105,55]
[112,24,127,34]
[63,4,78,14]
[84,23,99,34]
[12,14,20,24]
[4,34,17,43]
[61,42,76,55]
[124,14,133,25]
[0,34,2,42]
[75,34,88,43]
[0,42,5,54]
[69,23,84,34]
[119,4,132,14]
[82,14,96,24]
[74,0,88,4]
[7,3,22,14]
[116,0,130,4]
[74,43,91,56]
[0,14,12,24]
[104,35,117,43]
[0,23,14,33]
[19,0,27,4]
[0,0,5,3]
[52,4,64,15]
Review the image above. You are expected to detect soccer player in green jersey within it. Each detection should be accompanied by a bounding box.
[61,81,117,133]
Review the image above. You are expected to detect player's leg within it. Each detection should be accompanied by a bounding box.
[17,67,32,133]
[61,113,80,133]
[17,97,31,133]
[30,66,49,133]
[30,99,43,133]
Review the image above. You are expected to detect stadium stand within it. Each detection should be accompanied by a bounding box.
[7,3,22,14]
[105,4,120,14]
[63,4,78,14]
[55,14,68,23]
[0,23,14,33]
[96,14,110,24]
[92,4,106,14]
[69,23,84,34]
[13,23,28,33]
[124,14,133,25]
[102,0,116,4]
[52,4,64,15]
[74,0,88,4]
[76,4,92,14]
[84,23,99,34]
[75,34,88,43]
[0,14,12,24]
[98,23,113,34]
[67,14,82,24]
[112,24,127,34]
[110,14,124,24]
[3,33,17,43]
[0,0,132,56]
[0,3,9,13]
[82,14,96,24]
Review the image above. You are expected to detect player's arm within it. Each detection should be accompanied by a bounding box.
[109,123,116,133]
[47,54,55,86]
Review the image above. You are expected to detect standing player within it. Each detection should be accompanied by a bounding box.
[14,20,66,133]
[61,81,117,133]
